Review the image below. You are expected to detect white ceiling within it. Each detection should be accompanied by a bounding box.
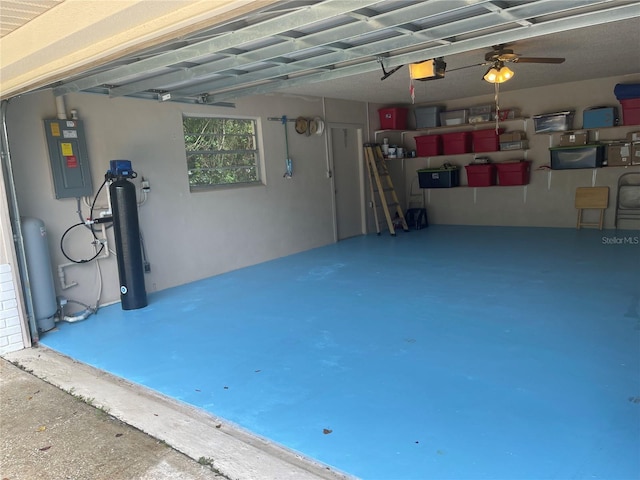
[286,18,640,105]
[0,0,64,37]
[1,0,640,106]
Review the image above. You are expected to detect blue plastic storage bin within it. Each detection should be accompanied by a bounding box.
[583,107,618,128]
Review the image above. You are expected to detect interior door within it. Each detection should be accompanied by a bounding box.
[329,125,364,240]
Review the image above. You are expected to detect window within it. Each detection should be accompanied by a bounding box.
[183,115,261,190]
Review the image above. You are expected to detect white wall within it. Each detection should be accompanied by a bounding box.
[6,91,353,310]
[374,74,640,229]
[4,74,640,320]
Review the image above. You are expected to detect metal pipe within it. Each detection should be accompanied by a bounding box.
[55,95,67,120]
[1,99,39,343]
[58,298,95,323]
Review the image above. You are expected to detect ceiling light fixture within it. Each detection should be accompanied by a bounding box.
[483,62,514,83]
[409,58,446,81]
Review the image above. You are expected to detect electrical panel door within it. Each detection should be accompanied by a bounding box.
[44,119,93,198]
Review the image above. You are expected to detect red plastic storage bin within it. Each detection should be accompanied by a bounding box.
[620,98,640,126]
[415,134,442,156]
[465,164,497,187]
[471,128,505,153]
[378,107,408,129]
[441,131,472,155]
[496,161,530,185]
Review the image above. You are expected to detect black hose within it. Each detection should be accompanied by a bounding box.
[76,178,111,236]
[89,179,109,237]
[60,222,104,263]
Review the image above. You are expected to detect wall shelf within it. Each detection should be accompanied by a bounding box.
[375,118,529,156]
[376,117,527,135]
[536,124,640,149]
[414,149,528,161]
[412,117,528,134]
[533,123,640,134]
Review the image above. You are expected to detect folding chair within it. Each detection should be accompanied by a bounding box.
[575,186,609,230]
[615,172,640,229]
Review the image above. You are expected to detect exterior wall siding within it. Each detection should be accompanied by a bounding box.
[0,264,25,354]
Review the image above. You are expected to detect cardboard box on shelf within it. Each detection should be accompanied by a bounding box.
[500,140,529,151]
[632,143,640,165]
[499,131,527,143]
[559,131,589,147]
[606,142,632,167]
[626,131,640,143]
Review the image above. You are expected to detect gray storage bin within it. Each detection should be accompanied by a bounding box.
[533,111,575,133]
[417,165,460,188]
[549,145,605,169]
[415,106,443,128]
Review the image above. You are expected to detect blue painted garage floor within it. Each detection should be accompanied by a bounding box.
[41,225,640,480]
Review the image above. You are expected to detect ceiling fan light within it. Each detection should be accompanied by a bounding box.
[499,66,514,82]
[483,65,514,83]
[483,67,499,83]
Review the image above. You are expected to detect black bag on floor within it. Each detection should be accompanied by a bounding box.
[405,208,428,230]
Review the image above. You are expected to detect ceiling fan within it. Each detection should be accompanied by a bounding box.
[452,44,566,83]
[483,44,565,65]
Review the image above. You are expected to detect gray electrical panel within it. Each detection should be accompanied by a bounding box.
[44,118,93,198]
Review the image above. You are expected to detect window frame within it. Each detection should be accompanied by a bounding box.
[182,113,264,192]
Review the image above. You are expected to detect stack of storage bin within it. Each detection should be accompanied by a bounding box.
[614,84,640,126]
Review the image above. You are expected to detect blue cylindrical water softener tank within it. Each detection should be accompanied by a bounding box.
[21,217,57,332]
[110,178,147,310]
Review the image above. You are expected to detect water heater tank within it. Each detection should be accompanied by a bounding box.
[21,217,57,332]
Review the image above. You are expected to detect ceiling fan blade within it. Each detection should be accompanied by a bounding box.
[513,57,565,64]
[447,62,487,72]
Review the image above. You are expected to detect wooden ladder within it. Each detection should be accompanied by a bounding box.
[364,143,408,235]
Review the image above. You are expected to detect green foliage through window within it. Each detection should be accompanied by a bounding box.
[183,116,260,189]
